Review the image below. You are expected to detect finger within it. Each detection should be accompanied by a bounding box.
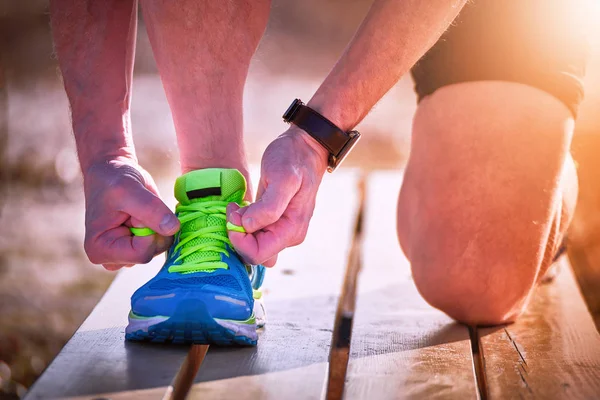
[262,255,278,268]
[240,176,301,233]
[229,214,303,265]
[154,234,173,255]
[101,262,135,271]
[226,202,244,226]
[102,263,128,271]
[119,185,179,236]
[129,217,145,228]
[227,204,278,267]
[87,226,162,265]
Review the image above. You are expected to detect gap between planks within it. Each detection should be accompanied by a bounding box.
[566,243,600,333]
[325,175,366,400]
[165,345,209,400]
[468,326,489,400]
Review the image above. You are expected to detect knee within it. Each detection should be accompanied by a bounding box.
[411,257,528,326]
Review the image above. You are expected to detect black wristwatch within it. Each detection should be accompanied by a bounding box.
[282,99,361,172]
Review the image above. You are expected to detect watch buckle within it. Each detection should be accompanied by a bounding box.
[282,98,303,123]
[328,130,361,172]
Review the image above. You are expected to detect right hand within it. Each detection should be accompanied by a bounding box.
[83,158,180,270]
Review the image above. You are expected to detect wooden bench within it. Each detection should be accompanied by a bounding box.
[26,170,600,400]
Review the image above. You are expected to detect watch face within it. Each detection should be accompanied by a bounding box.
[329,131,361,172]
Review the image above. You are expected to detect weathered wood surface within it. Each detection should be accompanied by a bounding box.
[479,257,600,399]
[28,168,600,400]
[25,256,188,400]
[344,171,478,400]
[186,171,359,399]
[26,180,183,400]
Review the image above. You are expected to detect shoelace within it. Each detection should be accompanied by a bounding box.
[168,200,233,274]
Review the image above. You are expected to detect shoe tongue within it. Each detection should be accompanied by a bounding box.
[174,168,246,205]
[172,169,246,273]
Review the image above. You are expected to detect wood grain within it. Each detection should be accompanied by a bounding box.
[186,170,359,399]
[345,171,478,400]
[25,258,188,400]
[480,258,600,399]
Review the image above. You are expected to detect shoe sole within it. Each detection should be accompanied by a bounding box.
[125,299,262,346]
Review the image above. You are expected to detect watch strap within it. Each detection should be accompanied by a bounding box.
[289,105,349,156]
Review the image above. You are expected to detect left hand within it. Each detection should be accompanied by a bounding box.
[227,126,329,267]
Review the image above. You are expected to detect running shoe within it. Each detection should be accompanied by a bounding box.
[125,168,266,345]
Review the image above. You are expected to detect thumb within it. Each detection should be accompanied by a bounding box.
[120,184,179,236]
[239,178,299,233]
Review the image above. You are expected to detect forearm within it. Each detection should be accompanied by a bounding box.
[140,1,270,176]
[49,0,138,172]
[308,0,466,130]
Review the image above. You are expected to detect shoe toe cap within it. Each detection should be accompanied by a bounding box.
[132,285,252,321]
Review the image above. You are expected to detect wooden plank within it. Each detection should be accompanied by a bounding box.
[568,242,600,332]
[24,256,189,400]
[26,180,187,400]
[186,170,359,399]
[479,258,600,399]
[345,171,478,400]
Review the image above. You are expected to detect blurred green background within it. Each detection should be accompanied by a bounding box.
[1,1,599,399]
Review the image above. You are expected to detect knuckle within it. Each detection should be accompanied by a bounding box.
[245,254,261,265]
[299,225,310,242]
[281,167,302,187]
[147,198,167,216]
[290,225,309,247]
[290,234,303,247]
[290,165,303,181]
[85,248,102,265]
[261,208,279,222]
[140,253,154,264]
[102,263,119,271]
[84,239,100,263]
[88,255,101,265]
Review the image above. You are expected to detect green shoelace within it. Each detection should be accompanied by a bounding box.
[168,200,233,274]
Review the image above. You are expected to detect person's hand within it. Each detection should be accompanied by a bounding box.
[227,127,328,267]
[83,157,180,270]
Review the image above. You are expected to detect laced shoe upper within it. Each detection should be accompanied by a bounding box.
[130,169,258,321]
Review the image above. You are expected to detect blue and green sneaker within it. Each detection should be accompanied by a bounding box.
[125,168,266,345]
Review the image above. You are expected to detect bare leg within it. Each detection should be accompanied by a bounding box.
[140,0,270,180]
[397,81,577,326]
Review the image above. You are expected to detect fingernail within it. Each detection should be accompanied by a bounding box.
[160,214,179,233]
[243,217,254,229]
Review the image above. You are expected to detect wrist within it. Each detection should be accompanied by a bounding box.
[307,93,360,132]
[282,99,361,172]
[284,126,329,173]
[71,106,137,171]
[79,149,138,178]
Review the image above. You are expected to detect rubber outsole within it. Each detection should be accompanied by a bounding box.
[125,319,257,346]
[125,300,258,346]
